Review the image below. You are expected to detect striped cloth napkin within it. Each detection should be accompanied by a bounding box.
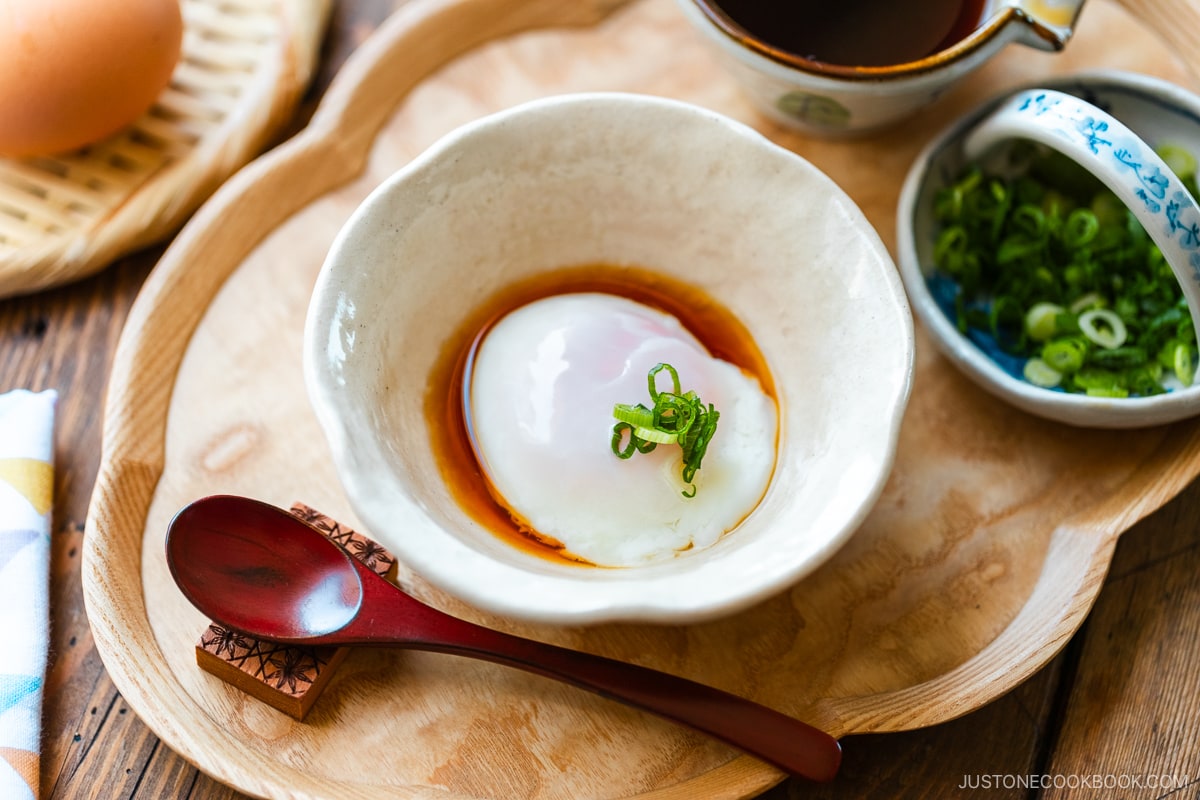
[0,390,55,800]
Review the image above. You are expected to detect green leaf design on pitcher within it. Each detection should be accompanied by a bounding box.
[776,91,851,128]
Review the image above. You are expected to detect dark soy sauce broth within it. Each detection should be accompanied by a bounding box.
[426,264,775,565]
[712,0,988,67]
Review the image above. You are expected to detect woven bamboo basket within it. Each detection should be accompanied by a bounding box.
[0,0,330,299]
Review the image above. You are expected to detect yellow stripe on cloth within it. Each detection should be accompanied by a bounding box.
[0,459,52,516]
[0,746,37,797]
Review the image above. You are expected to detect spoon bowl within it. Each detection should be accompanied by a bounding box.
[165,495,843,782]
[167,496,362,640]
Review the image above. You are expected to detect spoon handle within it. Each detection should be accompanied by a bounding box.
[434,623,841,781]
[355,566,841,782]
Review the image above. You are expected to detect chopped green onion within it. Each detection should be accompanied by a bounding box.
[1089,346,1147,370]
[1157,143,1197,184]
[1073,366,1121,391]
[1127,363,1166,396]
[1086,386,1130,398]
[611,363,720,497]
[928,143,1200,397]
[1062,208,1100,248]
[612,404,655,429]
[1078,308,1127,350]
[1068,292,1104,314]
[611,422,657,458]
[1023,358,1063,388]
[1042,337,1090,374]
[647,362,681,402]
[633,426,677,444]
[1174,343,1196,387]
[1090,192,1127,227]
[1025,302,1064,341]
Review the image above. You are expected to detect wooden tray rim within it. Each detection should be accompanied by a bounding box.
[81,0,1200,797]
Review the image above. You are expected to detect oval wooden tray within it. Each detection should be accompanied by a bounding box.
[0,0,329,299]
[83,0,1200,798]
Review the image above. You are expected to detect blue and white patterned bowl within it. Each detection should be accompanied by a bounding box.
[897,70,1200,428]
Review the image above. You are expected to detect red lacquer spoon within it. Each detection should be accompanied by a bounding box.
[165,494,842,782]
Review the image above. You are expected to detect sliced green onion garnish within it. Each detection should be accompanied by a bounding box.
[1090,346,1147,369]
[1078,308,1127,350]
[1063,208,1100,248]
[633,426,677,444]
[1042,337,1090,374]
[647,362,681,402]
[1174,342,1196,387]
[612,404,655,429]
[929,143,1200,397]
[1090,192,1127,226]
[1073,367,1122,392]
[1086,386,1130,398]
[611,362,720,497]
[1023,358,1063,388]
[1025,302,1064,341]
[1068,292,1104,315]
[1157,143,1197,183]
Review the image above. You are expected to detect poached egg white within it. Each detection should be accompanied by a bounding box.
[468,293,777,567]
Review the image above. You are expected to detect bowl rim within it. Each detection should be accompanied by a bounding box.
[673,0,1072,83]
[305,91,915,624]
[896,68,1200,428]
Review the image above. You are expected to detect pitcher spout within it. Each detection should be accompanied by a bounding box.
[1006,0,1087,50]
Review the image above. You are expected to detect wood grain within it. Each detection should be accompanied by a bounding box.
[78,0,1200,798]
[0,0,1193,798]
[1040,491,1200,800]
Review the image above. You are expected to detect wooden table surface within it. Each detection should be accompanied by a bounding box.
[3,1,1198,798]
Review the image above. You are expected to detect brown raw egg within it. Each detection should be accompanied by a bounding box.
[0,0,183,158]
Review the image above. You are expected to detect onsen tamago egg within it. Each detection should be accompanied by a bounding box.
[468,293,777,567]
[0,0,183,157]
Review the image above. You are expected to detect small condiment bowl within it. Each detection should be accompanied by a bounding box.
[674,0,1085,135]
[897,70,1200,428]
[304,93,914,626]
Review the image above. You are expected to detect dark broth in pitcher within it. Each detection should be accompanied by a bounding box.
[711,0,988,67]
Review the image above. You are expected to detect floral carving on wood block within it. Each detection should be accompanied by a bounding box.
[194,502,395,718]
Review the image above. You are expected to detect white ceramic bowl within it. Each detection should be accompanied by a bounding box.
[304,93,914,625]
[897,70,1200,428]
